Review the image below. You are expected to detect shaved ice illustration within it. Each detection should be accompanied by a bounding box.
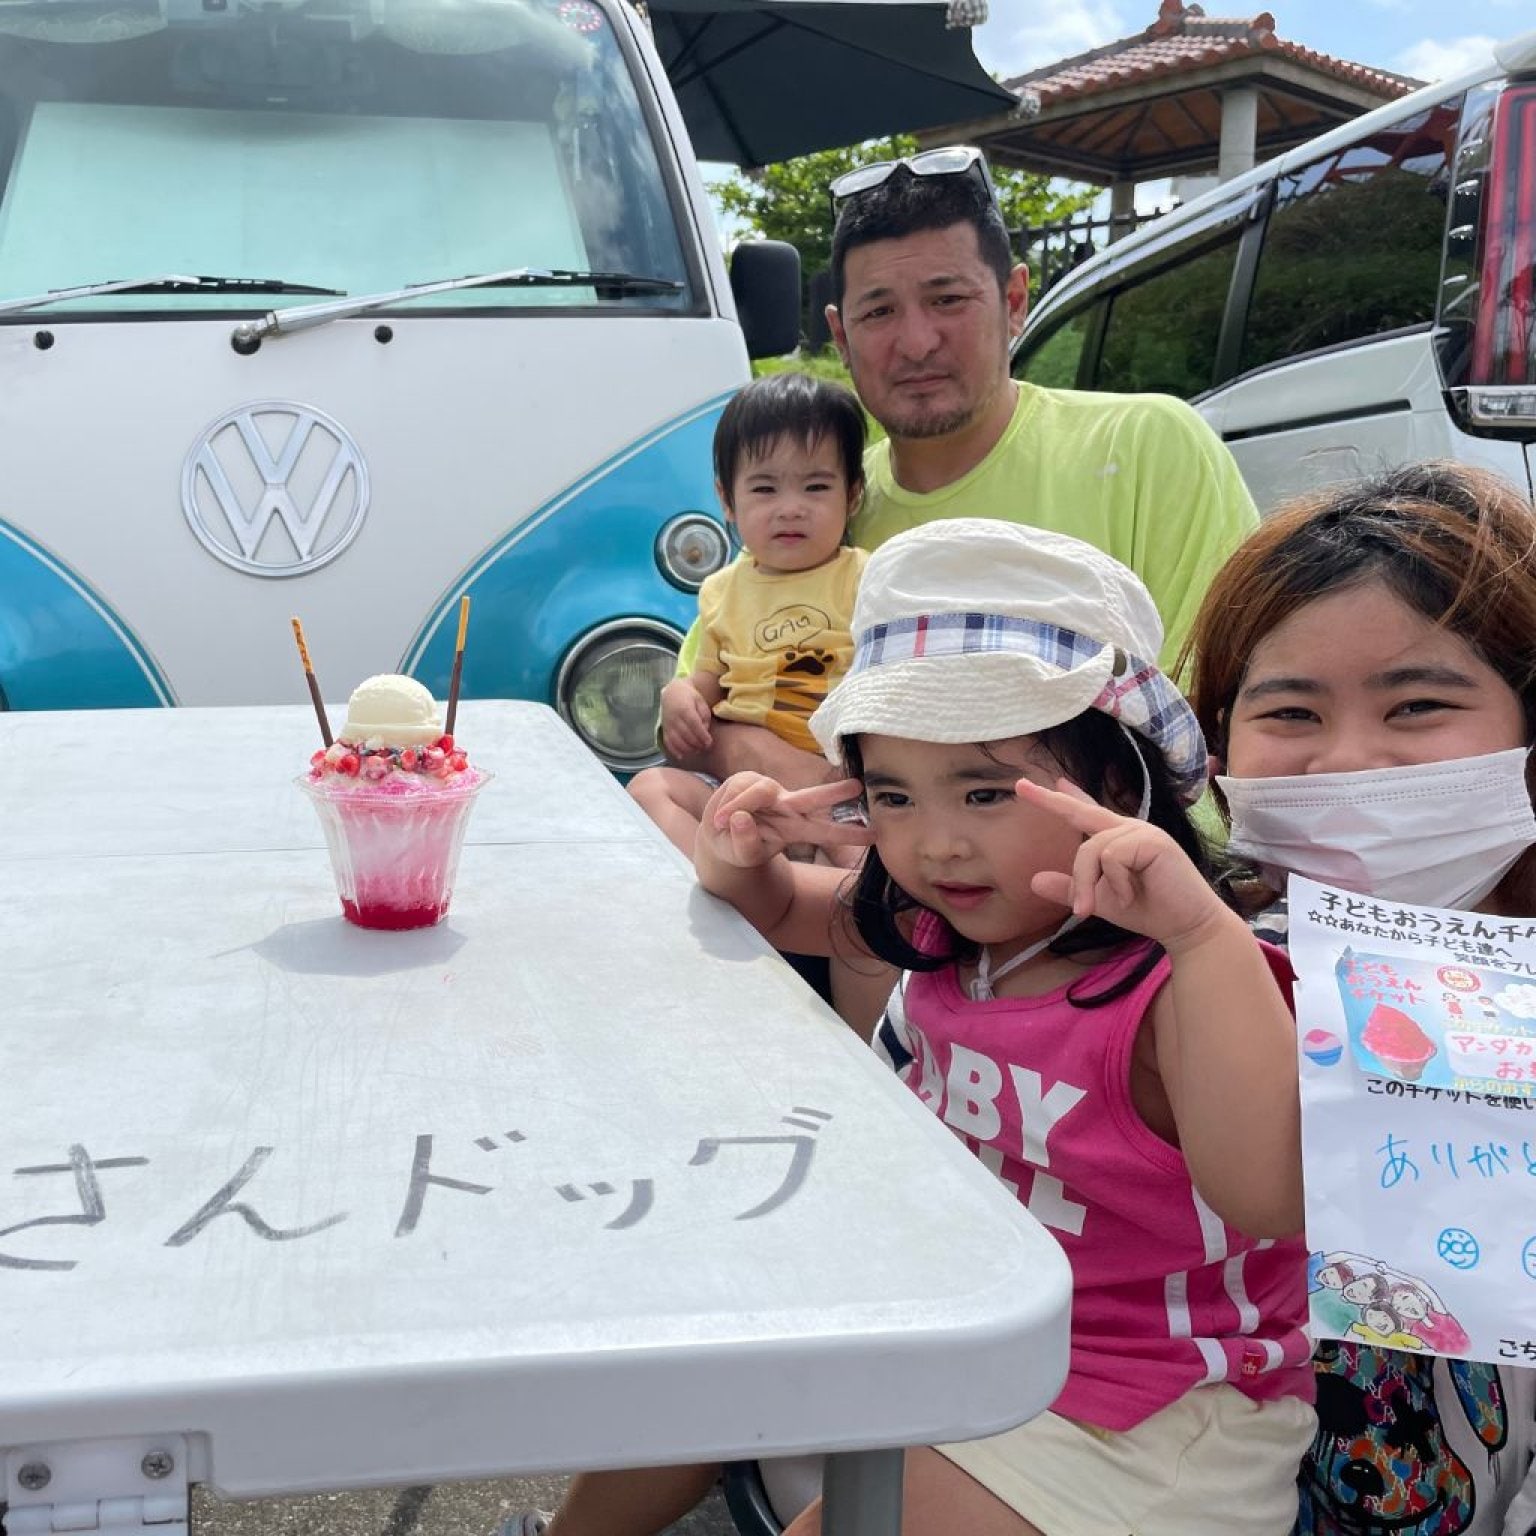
[1361,1004,1438,1083]
[1331,946,1532,1095]
[1302,1028,1343,1067]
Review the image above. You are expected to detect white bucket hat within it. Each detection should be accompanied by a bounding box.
[808,519,1207,804]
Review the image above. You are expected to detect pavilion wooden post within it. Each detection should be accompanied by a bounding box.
[1108,179,1137,242]
[1218,84,1259,181]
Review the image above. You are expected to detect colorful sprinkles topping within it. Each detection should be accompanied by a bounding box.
[309,734,470,781]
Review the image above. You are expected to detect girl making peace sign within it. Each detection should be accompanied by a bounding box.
[695,519,1314,1536]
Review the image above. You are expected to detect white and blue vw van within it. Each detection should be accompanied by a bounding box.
[0,0,796,770]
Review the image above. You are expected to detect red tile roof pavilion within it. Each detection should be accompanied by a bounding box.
[937,1,1420,185]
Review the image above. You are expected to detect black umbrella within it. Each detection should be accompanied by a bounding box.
[646,0,1018,168]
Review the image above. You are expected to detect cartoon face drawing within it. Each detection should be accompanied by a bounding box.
[1390,1286,1430,1323]
[1361,1305,1402,1338]
[1342,1273,1390,1308]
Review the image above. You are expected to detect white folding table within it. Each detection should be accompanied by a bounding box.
[0,703,1070,1536]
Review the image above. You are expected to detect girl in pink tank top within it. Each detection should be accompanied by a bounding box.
[695,519,1314,1536]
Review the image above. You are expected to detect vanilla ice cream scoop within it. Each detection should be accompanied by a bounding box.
[340,674,443,748]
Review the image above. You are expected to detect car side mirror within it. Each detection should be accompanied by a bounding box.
[730,240,801,359]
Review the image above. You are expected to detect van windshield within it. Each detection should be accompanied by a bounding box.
[0,0,693,315]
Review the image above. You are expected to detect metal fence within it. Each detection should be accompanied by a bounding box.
[1016,208,1169,292]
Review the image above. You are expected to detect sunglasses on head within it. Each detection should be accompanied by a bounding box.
[828,145,996,216]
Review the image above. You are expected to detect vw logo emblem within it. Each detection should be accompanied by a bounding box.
[181,401,370,577]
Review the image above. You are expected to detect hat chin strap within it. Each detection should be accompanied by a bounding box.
[968,726,1151,1003]
[1120,724,1153,821]
[970,917,1080,1001]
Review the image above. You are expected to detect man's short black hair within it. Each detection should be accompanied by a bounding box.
[829,168,1013,309]
[713,371,867,503]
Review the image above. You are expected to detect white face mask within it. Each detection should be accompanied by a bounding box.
[1217,747,1536,911]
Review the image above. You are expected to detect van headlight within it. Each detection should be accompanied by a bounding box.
[557,620,682,771]
[655,514,729,591]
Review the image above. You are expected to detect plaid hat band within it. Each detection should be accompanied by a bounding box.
[850,612,1208,804]
[854,612,1104,672]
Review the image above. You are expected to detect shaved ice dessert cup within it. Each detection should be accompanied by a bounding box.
[1361,1003,1437,1084]
[298,769,490,929]
[297,673,488,930]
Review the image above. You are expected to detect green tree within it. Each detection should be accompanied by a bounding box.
[712,135,1096,328]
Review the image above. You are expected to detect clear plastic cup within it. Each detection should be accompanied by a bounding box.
[296,771,491,930]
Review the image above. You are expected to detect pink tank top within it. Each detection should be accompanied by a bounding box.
[882,925,1313,1430]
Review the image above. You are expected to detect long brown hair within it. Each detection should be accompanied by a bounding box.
[1183,461,1536,908]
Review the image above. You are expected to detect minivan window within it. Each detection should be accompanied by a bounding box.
[1238,100,1461,372]
[1096,234,1240,399]
[0,0,692,315]
[1014,301,1100,390]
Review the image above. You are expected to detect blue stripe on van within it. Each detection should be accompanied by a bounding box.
[403,392,734,703]
[0,392,733,713]
[0,520,173,709]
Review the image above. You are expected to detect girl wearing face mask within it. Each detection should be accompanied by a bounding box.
[1186,461,1536,1536]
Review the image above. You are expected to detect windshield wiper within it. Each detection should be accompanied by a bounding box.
[0,273,345,317]
[231,266,685,346]
[179,276,347,296]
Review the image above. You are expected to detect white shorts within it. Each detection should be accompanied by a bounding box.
[937,1385,1316,1536]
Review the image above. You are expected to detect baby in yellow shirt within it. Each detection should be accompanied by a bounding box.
[629,371,866,854]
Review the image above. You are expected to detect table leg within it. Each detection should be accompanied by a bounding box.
[821,1447,903,1536]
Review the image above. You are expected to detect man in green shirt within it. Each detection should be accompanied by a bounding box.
[550,153,1262,1536]
[666,147,1257,791]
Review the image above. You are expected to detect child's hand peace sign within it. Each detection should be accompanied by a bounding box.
[701,773,873,868]
[1016,777,1229,956]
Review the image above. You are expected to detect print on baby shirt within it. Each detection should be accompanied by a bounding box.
[752,603,843,729]
[696,547,865,754]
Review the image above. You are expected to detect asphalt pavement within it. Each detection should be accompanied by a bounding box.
[194,1475,739,1536]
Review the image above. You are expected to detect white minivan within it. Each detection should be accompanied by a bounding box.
[0,0,797,770]
[1011,30,1536,512]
